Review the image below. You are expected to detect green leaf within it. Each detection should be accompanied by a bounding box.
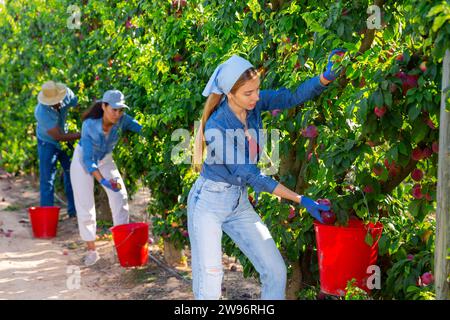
[407,285,420,293]
[248,0,262,20]
[398,141,408,156]
[408,104,422,121]
[301,12,328,35]
[388,112,403,129]
[378,235,388,255]
[365,232,374,246]
[384,92,393,107]
[387,145,399,161]
[408,200,421,217]
[337,23,345,37]
[432,14,450,32]
[373,91,383,107]
[412,121,429,143]
[357,99,368,121]
[379,169,389,182]
[427,4,446,17]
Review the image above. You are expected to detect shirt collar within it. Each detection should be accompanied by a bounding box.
[92,116,122,134]
[222,98,246,129]
[39,103,59,113]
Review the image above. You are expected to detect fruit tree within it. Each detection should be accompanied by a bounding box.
[0,0,449,299]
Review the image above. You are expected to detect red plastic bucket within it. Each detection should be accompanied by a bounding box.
[28,206,60,239]
[110,222,149,267]
[314,218,383,296]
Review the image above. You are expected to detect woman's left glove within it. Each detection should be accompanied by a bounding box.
[100,178,121,192]
[323,49,346,81]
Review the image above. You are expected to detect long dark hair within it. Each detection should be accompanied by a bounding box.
[82,101,105,121]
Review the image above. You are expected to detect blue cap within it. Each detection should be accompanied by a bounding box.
[202,55,254,97]
[100,90,129,109]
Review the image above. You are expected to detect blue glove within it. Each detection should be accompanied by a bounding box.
[100,178,120,192]
[300,196,330,223]
[323,49,346,81]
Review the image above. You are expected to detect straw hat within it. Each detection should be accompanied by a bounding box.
[38,81,67,105]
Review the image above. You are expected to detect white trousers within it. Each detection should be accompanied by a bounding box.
[70,144,129,241]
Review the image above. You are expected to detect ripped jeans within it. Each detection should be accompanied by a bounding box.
[187,175,287,300]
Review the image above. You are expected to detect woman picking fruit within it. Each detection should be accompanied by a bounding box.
[70,90,142,266]
[188,50,344,299]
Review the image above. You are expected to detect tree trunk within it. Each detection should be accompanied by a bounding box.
[95,184,113,223]
[270,0,285,11]
[163,239,186,267]
[286,260,302,299]
[282,1,386,299]
[280,130,306,298]
[435,49,450,300]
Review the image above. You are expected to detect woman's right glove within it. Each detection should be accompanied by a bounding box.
[100,178,121,192]
[300,196,330,223]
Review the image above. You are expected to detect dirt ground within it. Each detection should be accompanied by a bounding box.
[0,169,260,300]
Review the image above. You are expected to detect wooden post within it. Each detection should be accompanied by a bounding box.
[435,49,450,300]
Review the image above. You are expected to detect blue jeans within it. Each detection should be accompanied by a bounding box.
[187,176,287,300]
[37,139,76,216]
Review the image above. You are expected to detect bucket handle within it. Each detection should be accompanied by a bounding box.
[114,228,135,249]
[357,186,372,222]
[113,227,147,249]
[366,225,383,248]
[114,186,150,249]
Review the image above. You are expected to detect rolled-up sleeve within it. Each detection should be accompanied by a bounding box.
[258,76,327,111]
[80,121,98,174]
[231,164,279,194]
[123,114,142,134]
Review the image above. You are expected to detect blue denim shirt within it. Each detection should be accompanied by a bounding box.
[201,76,327,194]
[79,114,142,174]
[34,87,78,149]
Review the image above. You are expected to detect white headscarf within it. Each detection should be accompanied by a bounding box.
[202,55,254,97]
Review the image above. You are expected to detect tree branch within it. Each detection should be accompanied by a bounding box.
[295,137,316,194]
[382,157,418,194]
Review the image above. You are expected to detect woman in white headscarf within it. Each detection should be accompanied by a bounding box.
[188,50,344,300]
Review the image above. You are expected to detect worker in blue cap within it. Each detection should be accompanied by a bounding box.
[70,90,142,266]
[187,50,344,300]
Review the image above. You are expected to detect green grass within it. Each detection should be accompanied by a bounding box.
[4,204,21,211]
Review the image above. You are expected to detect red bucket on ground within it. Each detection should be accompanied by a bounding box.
[314,218,383,296]
[110,222,149,267]
[28,206,60,239]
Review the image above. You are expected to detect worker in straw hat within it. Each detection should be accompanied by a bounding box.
[34,80,81,219]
